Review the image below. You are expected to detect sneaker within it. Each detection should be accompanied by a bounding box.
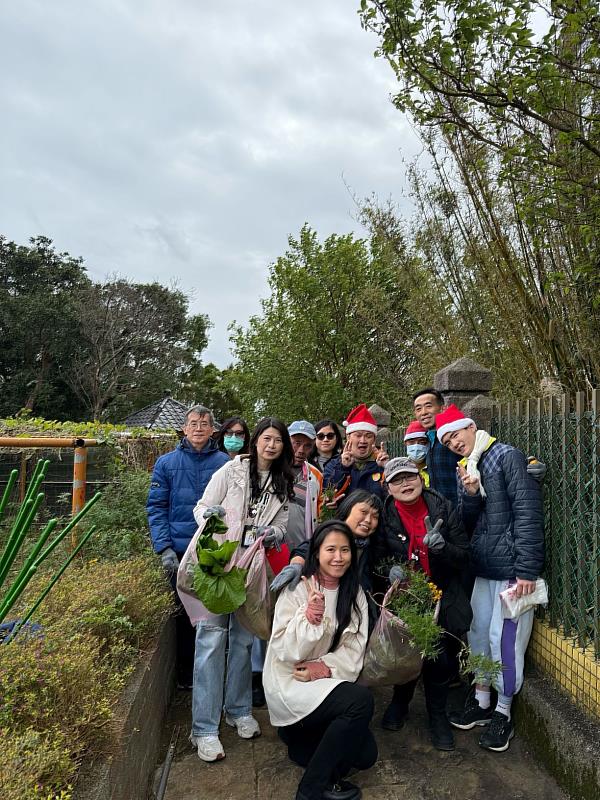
[191,734,225,762]
[225,714,261,739]
[478,711,514,752]
[448,694,493,730]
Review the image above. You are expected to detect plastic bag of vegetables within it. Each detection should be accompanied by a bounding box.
[177,514,247,622]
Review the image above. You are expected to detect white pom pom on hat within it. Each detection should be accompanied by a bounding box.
[435,404,475,443]
[343,403,378,435]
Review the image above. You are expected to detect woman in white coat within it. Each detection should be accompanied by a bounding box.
[264,520,378,800]
[186,417,295,762]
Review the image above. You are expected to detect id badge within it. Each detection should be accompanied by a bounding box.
[242,525,256,548]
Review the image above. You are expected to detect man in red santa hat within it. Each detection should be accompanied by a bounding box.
[323,403,389,502]
[437,404,544,753]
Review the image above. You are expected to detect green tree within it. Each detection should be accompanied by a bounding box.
[359,0,600,391]
[230,224,430,424]
[0,236,90,419]
[64,280,211,420]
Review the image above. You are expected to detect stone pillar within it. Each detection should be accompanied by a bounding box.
[434,357,494,431]
[368,404,392,442]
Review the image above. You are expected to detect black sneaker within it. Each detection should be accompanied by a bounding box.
[478,711,514,752]
[448,694,493,730]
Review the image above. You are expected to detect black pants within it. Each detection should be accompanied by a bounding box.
[279,683,378,800]
[170,564,196,686]
[392,632,452,710]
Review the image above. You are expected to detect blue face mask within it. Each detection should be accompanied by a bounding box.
[406,443,428,463]
[224,435,244,453]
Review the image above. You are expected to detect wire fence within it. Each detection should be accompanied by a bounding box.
[0,447,113,520]
[492,391,600,661]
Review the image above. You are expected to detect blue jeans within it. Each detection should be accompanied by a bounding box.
[191,612,254,736]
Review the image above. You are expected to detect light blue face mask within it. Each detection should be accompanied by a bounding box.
[224,435,244,453]
[406,443,428,463]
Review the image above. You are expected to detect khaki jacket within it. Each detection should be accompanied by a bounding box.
[177,455,289,624]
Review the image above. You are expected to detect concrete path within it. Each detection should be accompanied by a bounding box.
[160,685,566,800]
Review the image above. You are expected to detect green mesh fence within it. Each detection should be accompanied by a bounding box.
[492,408,600,660]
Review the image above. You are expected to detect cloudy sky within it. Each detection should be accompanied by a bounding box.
[0,0,421,367]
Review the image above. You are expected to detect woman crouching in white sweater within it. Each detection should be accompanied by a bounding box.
[263,520,377,800]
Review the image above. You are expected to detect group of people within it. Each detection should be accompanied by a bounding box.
[146,391,545,800]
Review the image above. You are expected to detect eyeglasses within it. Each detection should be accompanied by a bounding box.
[186,422,212,431]
[389,473,420,485]
[316,432,336,441]
[225,430,245,438]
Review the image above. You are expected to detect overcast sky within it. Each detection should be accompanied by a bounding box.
[0,0,422,367]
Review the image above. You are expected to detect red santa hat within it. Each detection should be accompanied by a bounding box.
[343,403,378,435]
[435,404,475,443]
[403,419,428,442]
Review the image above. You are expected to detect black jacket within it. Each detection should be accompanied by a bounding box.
[459,442,544,581]
[375,488,472,636]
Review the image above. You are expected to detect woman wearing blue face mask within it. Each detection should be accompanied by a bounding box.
[217,417,251,458]
[404,420,430,487]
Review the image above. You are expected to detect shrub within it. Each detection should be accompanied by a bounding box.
[1,553,173,797]
[0,727,73,800]
[81,469,152,560]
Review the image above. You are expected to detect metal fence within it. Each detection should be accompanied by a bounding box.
[0,447,113,519]
[492,391,600,660]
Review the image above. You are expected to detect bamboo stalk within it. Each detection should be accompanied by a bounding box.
[0,469,18,520]
[0,519,58,623]
[10,524,97,639]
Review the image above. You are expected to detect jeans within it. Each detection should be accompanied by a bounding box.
[279,683,378,800]
[191,611,254,736]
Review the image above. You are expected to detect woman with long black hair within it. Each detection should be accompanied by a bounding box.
[183,417,295,762]
[264,520,377,800]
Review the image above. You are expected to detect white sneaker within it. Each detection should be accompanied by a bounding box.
[225,714,261,739]
[191,734,225,762]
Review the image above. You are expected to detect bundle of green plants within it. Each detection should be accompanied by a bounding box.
[385,565,503,683]
[192,514,247,614]
[386,568,443,660]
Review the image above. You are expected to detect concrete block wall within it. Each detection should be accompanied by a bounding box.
[75,615,176,800]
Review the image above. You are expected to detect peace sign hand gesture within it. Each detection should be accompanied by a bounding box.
[375,441,389,467]
[302,576,325,625]
[341,439,355,468]
[457,464,480,496]
[423,515,445,552]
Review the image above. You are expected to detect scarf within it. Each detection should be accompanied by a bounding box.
[465,429,495,498]
[394,496,431,577]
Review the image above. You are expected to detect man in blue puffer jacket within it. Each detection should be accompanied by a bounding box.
[436,405,544,754]
[147,404,229,687]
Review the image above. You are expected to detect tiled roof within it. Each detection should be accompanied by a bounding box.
[123,396,189,430]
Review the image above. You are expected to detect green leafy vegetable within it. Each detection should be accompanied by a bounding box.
[192,515,247,614]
